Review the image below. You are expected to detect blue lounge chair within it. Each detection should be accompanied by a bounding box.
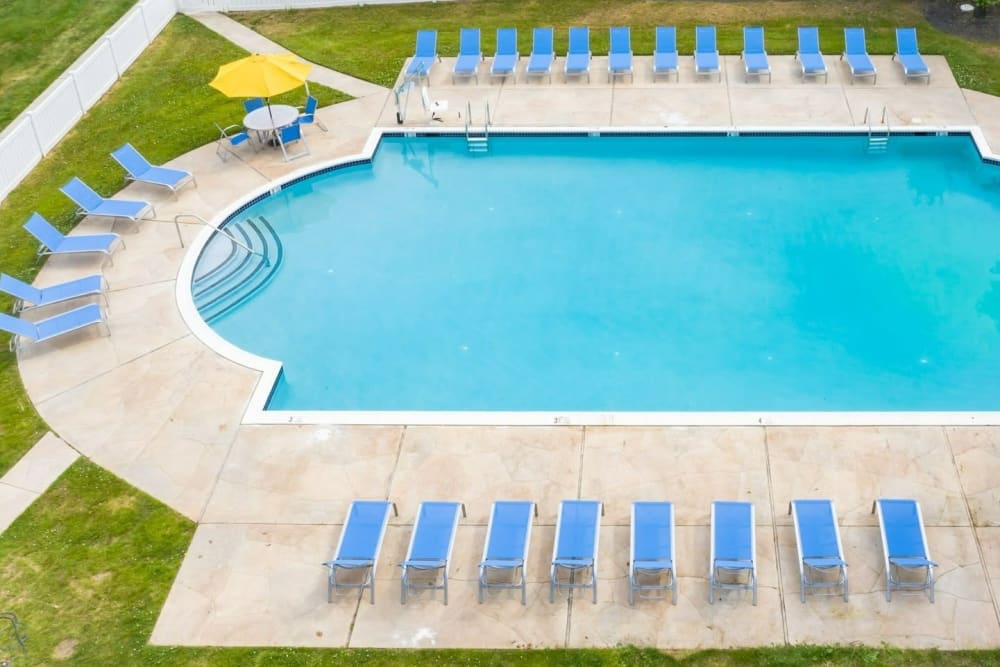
[742,26,771,83]
[214,121,256,162]
[796,26,829,83]
[243,97,265,114]
[894,28,930,84]
[407,29,439,79]
[23,213,122,265]
[550,499,602,603]
[695,26,721,81]
[873,498,937,602]
[842,27,877,84]
[0,273,106,313]
[478,501,536,605]
[111,143,196,196]
[709,501,757,605]
[608,26,633,82]
[653,26,679,81]
[564,27,591,83]
[324,500,396,604]
[278,122,309,162]
[790,499,848,602]
[526,27,555,83]
[491,28,519,82]
[400,501,465,605]
[0,304,107,352]
[298,95,328,131]
[629,501,677,606]
[60,177,154,230]
[453,28,482,84]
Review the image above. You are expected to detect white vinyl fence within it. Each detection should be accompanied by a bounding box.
[0,0,177,202]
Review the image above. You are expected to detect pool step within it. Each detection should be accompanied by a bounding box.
[867,134,889,153]
[192,216,283,324]
[467,135,489,153]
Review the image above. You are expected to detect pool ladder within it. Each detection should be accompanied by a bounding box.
[465,101,491,153]
[864,106,891,154]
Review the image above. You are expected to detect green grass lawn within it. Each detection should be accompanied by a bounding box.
[234,0,1000,95]
[0,14,348,477]
[0,0,139,131]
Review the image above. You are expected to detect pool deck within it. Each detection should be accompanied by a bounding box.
[14,54,1000,649]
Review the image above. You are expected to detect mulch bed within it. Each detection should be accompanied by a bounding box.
[923,1,1000,41]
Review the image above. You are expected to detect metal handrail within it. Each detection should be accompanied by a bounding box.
[173,213,263,262]
[465,101,472,138]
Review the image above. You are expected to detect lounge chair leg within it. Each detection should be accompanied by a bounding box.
[443,572,448,606]
[400,570,407,605]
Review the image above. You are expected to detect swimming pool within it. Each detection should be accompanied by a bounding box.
[189,132,1000,420]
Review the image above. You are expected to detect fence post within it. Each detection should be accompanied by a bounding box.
[23,113,47,157]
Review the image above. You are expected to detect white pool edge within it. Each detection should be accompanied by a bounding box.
[175,124,1000,426]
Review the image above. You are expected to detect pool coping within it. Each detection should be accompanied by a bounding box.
[175,124,1000,426]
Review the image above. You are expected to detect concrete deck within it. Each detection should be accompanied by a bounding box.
[13,52,1000,649]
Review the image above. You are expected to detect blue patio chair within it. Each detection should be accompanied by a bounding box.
[796,27,828,83]
[23,213,122,266]
[110,143,196,196]
[526,27,555,83]
[453,28,483,84]
[550,499,602,604]
[214,121,257,162]
[710,501,757,605]
[629,501,677,606]
[873,498,937,602]
[842,27,877,84]
[790,499,848,602]
[0,304,107,352]
[61,177,154,231]
[407,29,439,79]
[298,95,328,131]
[742,26,771,83]
[564,27,591,82]
[278,122,309,162]
[478,500,536,605]
[400,501,465,605]
[243,97,265,114]
[894,28,930,84]
[695,26,721,81]
[490,27,519,82]
[324,500,397,604]
[653,26,679,81]
[0,273,106,314]
[608,26,633,82]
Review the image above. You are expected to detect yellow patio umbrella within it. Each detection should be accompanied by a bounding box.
[209,53,312,99]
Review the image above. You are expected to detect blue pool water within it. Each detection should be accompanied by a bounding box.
[200,134,1000,412]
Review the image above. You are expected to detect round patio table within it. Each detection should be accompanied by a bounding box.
[243,104,299,145]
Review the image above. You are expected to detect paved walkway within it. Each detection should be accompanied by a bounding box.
[11,44,1000,649]
[0,433,78,533]
[189,11,388,99]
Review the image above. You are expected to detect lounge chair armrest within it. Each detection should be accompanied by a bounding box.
[714,558,754,571]
[401,558,447,570]
[803,556,847,569]
[324,558,374,570]
[633,558,674,571]
[889,556,936,568]
[480,558,524,569]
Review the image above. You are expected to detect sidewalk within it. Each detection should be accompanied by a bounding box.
[188,11,388,99]
[0,433,79,533]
